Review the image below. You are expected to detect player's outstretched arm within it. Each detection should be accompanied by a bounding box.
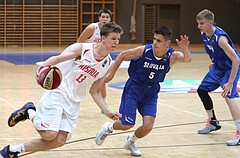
[90,77,122,120]
[105,46,144,83]
[41,44,82,66]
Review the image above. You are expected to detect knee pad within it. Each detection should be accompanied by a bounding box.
[197,88,213,110]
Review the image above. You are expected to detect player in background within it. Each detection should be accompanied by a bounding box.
[0,22,123,158]
[77,8,112,111]
[77,8,112,43]
[95,26,191,156]
[196,9,240,146]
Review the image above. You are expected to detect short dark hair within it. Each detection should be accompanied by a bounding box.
[154,26,172,41]
[100,22,123,36]
[99,8,112,17]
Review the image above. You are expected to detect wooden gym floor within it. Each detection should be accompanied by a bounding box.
[0,44,239,158]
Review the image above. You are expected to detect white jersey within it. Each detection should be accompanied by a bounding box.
[85,23,101,43]
[55,43,112,102]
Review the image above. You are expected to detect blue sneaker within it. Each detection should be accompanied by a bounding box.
[0,145,19,158]
[8,102,36,127]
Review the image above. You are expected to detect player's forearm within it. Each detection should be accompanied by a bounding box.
[90,87,110,114]
[182,49,192,63]
[42,56,60,66]
[228,60,239,83]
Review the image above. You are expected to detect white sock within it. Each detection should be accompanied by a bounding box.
[108,123,114,132]
[206,110,213,119]
[129,134,138,142]
[9,144,25,153]
[27,109,36,122]
[234,119,240,132]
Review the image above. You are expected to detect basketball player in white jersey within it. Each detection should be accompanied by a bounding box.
[0,22,123,158]
[77,8,112,111]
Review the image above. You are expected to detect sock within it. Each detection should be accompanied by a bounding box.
[207,110,217,120]
[9,144,25,153]
[129,133,138,142]
[28,109,36,122]
[108,123,114,132]
[234,119,240,132]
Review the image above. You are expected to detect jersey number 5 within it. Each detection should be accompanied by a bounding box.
[149,72,155,79]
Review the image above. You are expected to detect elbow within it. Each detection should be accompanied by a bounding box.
[89,88,100,97]
[182,56,192,63]
[118,51,129,60]
[89,88,95,96]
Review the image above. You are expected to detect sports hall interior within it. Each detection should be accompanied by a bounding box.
[0,0,240,157]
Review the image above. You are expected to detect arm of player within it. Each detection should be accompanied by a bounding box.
[219,36,240,97]
[89,77,122,120]
[105,45,144,83]
[170,35,191,67]
[40,44,83,67]
[76,24,95,42]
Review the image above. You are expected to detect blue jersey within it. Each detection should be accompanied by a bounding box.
[118,44,175,125]
[202,26,239,70]
[199,26,239,98]
[128,44,174,87]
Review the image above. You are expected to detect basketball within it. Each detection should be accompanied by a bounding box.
[36,66,62,90]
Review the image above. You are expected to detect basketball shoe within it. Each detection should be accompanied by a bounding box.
[8,102,36,127]
[0,145,19,158]
[226,131,240,146]
[198,119,221,134]
[95,122,113,146]
[124,136,142,157]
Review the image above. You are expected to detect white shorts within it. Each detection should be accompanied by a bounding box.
[34,90,80,134]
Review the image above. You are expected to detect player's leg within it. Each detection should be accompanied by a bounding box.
[1,91,70,157]
[226,98,240,146]
[197,88,221,134]
[134,116,155,138]
[1,109,66,157]
[224,73,240,146]
[95,103,135,146]
[197,69,222,134]
[124,116,155,157]
[25,130,68,151]
[8,102,36,127]
[95,80,137,146]
[124,84,158,157]
[0,131,68,157]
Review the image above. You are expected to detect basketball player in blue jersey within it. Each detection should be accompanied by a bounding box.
[196,9,240,146]
[77,8,112,112]
[95,26,191,156]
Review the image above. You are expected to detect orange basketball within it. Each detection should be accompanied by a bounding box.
[36,66,62,90]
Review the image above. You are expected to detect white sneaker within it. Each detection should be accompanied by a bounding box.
[95,122,112,146]
[198,120,221,134]
[124,136,142,157]
[226,131,240,146]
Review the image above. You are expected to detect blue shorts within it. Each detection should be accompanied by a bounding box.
[119,79,160,125]
[198,64,239,98]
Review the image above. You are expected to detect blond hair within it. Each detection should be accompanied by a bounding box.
[196,9,214,21]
